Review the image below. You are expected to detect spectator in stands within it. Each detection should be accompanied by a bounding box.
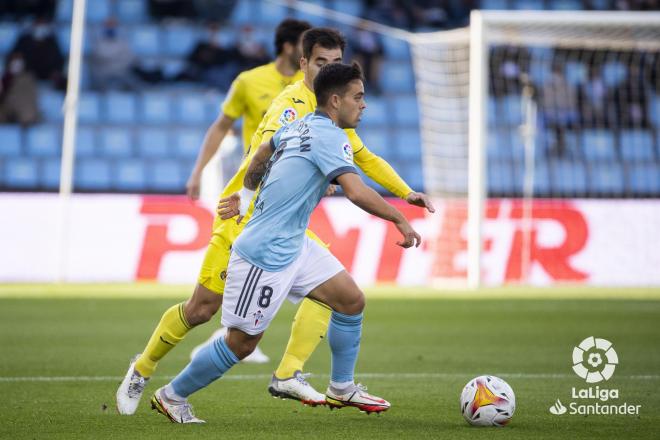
[0,52,40,125]
[614,60,650,128]
[237,25,270,70]
[363,0,415,30]
[411,0,449,29]
[90,18,141,91]
[192,0,237,22]
[177,22,241,89]
[490,46,531,97]
[350,21,384,95]
[0,0,55,20]
[578,64,614,128]
[148,0,195,21]
[11,17,65,89]
[540,62,579,156]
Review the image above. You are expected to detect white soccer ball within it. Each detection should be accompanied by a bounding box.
[460,375,515,427]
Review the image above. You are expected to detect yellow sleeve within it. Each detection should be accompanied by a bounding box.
[221,75,246,119]
[347,129,413,199]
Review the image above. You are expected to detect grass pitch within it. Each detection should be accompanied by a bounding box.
[1,284,659,439]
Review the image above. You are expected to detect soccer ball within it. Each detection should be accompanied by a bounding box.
[460,375,515,427]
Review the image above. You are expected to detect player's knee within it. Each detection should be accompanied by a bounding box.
[335,289,365,315]
[185,299,221,326]
[225,329,262,360]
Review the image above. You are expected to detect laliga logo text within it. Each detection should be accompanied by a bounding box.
[549,336,641,416]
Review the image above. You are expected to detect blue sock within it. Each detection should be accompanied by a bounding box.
[327,311,363,384]
[170,335,239,398]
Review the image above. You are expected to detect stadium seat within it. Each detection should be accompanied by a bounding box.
[513,0,545,10]
[498,95,523,126]
[487,97,496,127]
[115,160,146,192]
[0,23,18,54]
[382,36,410,61]
[394,128,422,162]
[619,130,655,161]
[75,126,97,158]
[137,128,169,158]
[141,92,172,124]
[487,130,512,160]
[117,0,148,23]
[358,128,392,160]
[148,160,184,192]
[174,129,204,159]
[379,62,415,94]
[105,92,137,123]
[488,160,514,195]
[78,93,100,123]
[56,26,91,56]
[582,130,617,161]
[42,158,61,190]
[533,161,552,196]
[602,61,627,88]
[56,0,73,22]
[549,0,583,9]
[257,2,288,24]
[100,127,133,158]
[480,0,509,10]
[231,0,257,24]
[392,95,420,127]
[165,25,198,57]
[75,159,111,191]
[588,161,625,196]
[550,160,588,196]
[0,126,22,157]
[402,161,425,192]
[40,89,64,121]
[565,62,587,86]
[5,158,38,189]
[332,0,363,16]
[86,0,111,22]
[360,96,388,126]
[626,162,660,196]
[177,94,207,124]
[131,26,161,57]
[26,125,60,157]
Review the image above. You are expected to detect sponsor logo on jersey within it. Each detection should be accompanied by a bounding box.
[342,143,353,163]
[278,108,297,126]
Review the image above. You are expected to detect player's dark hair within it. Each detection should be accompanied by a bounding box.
[302,27,346,60]
[314,62,364,107]
[274,19,312,55]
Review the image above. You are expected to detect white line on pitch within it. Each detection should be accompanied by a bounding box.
[1,372,659,382]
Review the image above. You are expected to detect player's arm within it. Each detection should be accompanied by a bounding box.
[186,113,236,199]
[336,172,421,248]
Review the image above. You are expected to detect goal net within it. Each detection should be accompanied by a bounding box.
[409,11,660,287]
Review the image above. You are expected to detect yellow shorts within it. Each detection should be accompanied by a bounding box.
[197,217,329,295]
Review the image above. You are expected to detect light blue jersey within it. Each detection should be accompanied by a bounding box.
[233,111,357,271]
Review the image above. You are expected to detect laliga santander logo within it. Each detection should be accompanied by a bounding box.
[572,336,618,383]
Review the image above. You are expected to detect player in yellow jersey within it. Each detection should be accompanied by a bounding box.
[185,19,311,199]
[117,27,434,414]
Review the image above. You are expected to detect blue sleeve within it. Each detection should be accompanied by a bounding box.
[312,126,358,183]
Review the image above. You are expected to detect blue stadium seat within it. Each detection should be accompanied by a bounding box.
[487,130,511,160]
[480,0,510,10]
[358,128,392,161]
[42,158,61,189]
[402,161,424,192]
[651,95,660,127]
[549,0,583,9]
[582,130,617,161]
[392,95,419,127]
[565,62,587,86]
[588,161,624,196]
[380,62,415,94]
[131,26,161,57]
[487,97,496,127]
[137,128,169,157]
[533,161,551,196]
[75,159,111,191]
[394,128,422,162]
[0,126,22,157]
[498,95,523,126]
[177,94,207,124]
[332,0,363,16]
[174,129,204,158]
[627,163,660,195]
[75,126,97,158]
[382,36,410,61]
[78,93,100,123]
[361,96,388,126]
[231,0,257,24]
[5,158,38,189]
[141,93,172,124]
[162,59,186,80]
[487,160,513,194]
[115,160,146,192]
[550,160,588,195]
[86,0,111,22]
[513,0,544,9]
[256,2,288,24]
[620,130,654,161]
[165,25,198,57]
[40,89,64,121]
[149,160,183,192]
[602,61,627,88]
[27,125,60,157]
[56,0,73,22]
[56,26,91,55]
[0,23,18,54]
[106,92,137,123]
[100,127,133,157]
[117,0,148,23]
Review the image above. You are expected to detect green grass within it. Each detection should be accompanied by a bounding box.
[1,285,659,439]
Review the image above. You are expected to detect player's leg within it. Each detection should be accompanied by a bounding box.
[116,238,227,415]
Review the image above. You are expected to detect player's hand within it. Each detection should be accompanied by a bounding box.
[394,219,421,248]
[324,184,337,197]
[186,172,202,200]
[405,191,435,213]
[217,193,241,221]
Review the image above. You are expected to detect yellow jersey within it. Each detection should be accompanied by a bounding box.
[221,62,303,152]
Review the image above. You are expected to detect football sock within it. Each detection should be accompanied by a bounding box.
[275,298,331,378]
[327,311,363,384]
[170,334,239,398]
[134,303,191,378]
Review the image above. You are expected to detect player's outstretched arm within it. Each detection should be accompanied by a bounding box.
[336,173,421,248]
[186,113,235,199]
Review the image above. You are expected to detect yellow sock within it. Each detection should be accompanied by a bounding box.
[275,298,331,378]
[134,303,192,378]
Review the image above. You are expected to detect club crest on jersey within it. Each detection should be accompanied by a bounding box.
[278,108,297,126]
[342,143,353,163]
[253,309,264,327]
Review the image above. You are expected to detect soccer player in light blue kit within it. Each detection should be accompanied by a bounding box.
[151,62,422,423]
